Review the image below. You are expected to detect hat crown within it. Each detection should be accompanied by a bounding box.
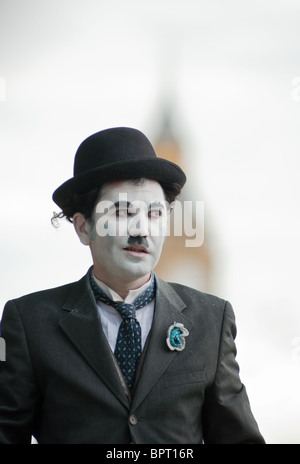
[74,127,157,176]
[52,126,186,208]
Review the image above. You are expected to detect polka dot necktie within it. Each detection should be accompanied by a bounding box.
[89,270,155,390]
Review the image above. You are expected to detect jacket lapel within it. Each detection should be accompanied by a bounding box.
[58,272,130,409]
[132,276,194,411]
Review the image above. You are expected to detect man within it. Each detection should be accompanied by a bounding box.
[0,127,264,444]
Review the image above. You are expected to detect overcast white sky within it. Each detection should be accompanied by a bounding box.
[1,0,300,443]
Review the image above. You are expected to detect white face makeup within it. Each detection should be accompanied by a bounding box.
[88,179,168,289]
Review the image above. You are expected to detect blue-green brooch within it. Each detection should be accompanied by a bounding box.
[166,322,189,351]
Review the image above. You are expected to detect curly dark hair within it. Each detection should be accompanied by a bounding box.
[51,179,182,226]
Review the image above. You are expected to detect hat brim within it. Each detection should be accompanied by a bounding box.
[52,157,186,208]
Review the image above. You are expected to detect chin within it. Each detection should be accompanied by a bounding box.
[119,264,152,280]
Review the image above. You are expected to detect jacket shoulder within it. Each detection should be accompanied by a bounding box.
[3,273,89,318]
[167,281,227,310]
[165,280,235,324]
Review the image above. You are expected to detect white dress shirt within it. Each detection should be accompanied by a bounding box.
[92,273,155,353]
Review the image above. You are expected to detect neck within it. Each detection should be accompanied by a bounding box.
[92,266,151,300]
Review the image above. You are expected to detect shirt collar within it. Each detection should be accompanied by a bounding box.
[92,272,154,305]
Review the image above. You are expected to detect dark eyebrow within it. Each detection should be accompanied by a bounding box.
[110,200,167,212]
[113,201,131,208]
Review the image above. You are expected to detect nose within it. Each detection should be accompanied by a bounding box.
[127,210,149,237]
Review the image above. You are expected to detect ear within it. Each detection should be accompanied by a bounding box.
[73,213,92,246]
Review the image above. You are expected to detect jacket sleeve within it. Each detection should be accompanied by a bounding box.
[202,301,265,444]
[0,300,40,444]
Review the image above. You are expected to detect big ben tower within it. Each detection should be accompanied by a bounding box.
[152,106,213,293]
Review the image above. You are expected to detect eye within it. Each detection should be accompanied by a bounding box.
[148,208,163,218]
[116,207,128,217]
[115,207,135,218]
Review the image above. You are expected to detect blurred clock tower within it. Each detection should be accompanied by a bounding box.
[152,106,213,293]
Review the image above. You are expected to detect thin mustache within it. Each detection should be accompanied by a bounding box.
[127,236,149,249]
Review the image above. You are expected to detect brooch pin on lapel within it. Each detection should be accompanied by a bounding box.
[166,322,189,351]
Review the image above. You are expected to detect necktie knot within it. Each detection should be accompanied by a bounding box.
[117,303,136,321]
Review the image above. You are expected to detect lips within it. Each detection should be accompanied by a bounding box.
[123,245,149,254]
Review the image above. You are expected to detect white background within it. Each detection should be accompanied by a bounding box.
[1,0,300,443]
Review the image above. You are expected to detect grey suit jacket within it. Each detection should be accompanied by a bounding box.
[0,271,264,444]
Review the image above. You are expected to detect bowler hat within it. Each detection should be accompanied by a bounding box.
[52,127,186,208]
